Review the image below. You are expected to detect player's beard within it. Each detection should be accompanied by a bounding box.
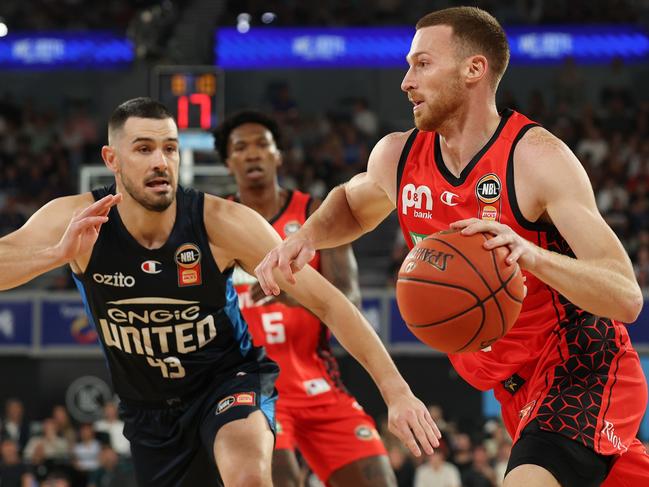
[414,75,464,132]
[120,170,175,212]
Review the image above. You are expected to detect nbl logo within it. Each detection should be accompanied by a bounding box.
[475,174,501,204]
[401,183,433,219]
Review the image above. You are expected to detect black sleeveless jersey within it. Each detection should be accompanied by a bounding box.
[73,185,266,402]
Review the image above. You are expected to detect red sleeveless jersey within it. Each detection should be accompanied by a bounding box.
[232,190,347,406]
[396,109,635,391]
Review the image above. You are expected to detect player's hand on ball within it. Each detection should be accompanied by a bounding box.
[451,218,540,271]
[55,194,121,263]
[387,393,442,457]
[255,234,316,296]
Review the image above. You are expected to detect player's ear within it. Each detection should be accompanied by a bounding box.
[465,54,488,85]
[102,145,118,174]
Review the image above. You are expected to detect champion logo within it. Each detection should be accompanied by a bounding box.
[440,191,460,206]
[141,260,162,274]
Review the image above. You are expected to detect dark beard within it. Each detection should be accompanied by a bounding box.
[120,172,175,212]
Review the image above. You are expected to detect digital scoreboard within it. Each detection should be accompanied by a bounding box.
[151,66,223,131]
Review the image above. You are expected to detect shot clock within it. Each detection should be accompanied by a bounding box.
[151,66,224,131]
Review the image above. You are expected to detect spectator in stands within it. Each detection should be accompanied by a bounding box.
[23,418,70,463]
[72,424,101,483]
[576,123,609,168]
[352,98,379,140]
[42,470,72,487]
[0,438,33,487]
[450,432,474,479]
[413,439,461,487]
[94,402,130,458]
[88,445,136,487]
[51,406,77,450]
[462,444,497,487]
[0,399,30,453]
[493,442,512,487]
[27,440,57,485]
[386,441,415,487]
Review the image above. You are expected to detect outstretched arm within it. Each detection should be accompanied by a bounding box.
[453,127,642,323]
[255,131,409,295]
[0,193,121,290]
[207,197,441,457]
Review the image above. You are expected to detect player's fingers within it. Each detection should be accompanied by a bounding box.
[78,195,117,218]
[423,408,442,440]
[255,255,278,296]
[392,419,422,457]
[293,247,314,271]
[276,250,297,287]
[449,218,480,229]
[74,216,109,230]
[506,246,524,265]
[483,233,512,249]
[459,222,486,235]
[409,413,436,455]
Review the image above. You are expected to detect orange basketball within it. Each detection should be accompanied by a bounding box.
[396,229,524,353]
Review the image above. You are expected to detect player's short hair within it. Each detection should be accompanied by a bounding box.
[108,97,173,139]
[416,7,510,87]
[213,110,282,163]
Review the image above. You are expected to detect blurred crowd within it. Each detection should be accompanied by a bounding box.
[0,0,165,31]
[0,398,134,487]
[0,396,520,487]
[223,0,649,27]
[6,395,646,487]
[1,0,647,32]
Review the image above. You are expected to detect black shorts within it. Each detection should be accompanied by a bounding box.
[119,359,279,487]
[506,420,612,487]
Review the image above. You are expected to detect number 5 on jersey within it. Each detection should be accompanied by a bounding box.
[261,312,286,344]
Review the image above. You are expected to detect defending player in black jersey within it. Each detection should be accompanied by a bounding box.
[0,98,440,487]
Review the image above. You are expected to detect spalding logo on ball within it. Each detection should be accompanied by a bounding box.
[396,229,524,353]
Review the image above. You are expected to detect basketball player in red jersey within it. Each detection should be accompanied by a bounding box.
[213,111,397,487]
[256,7,649,487]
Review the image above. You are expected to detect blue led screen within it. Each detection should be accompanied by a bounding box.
[216,25,649,69]
[0,31,134,68]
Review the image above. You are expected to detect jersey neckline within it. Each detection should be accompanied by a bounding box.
[434,108,513,187]
[112,186,184,253]
[230,189,294,225]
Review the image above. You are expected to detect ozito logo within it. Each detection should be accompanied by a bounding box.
[93,272,135,288]
[475,174,501,204]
